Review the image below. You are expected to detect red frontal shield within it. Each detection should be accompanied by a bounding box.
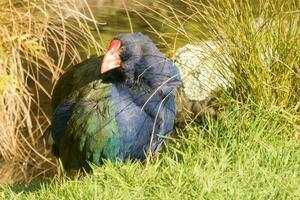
[101,39,122,74]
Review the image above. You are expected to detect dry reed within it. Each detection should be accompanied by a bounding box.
[0,0,103,184]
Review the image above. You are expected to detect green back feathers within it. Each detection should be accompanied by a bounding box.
[51,56,123,170]
[52,57,102,109]
[58,80,122,170]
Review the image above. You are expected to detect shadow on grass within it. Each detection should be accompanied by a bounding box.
[7,178,50,194]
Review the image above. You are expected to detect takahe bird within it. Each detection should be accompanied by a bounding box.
[46,33,181,170]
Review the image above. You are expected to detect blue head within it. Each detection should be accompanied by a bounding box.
[101,32,181,96]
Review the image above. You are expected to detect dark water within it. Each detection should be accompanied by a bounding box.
[86,0,189,51]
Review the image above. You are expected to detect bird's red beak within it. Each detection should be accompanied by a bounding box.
[101,39,122,74]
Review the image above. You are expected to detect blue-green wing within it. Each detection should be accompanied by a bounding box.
[57,81,122,170]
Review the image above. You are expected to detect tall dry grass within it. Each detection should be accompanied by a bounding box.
[0,0,103,183]
[137,0,300,123]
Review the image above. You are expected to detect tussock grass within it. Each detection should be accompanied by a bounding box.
[0,0,102,183]
[137,0,300,130]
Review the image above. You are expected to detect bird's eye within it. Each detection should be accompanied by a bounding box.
[119,46,129,61]
[118,46,125,55]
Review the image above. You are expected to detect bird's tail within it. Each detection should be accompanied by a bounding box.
[43,126,60,157]
[43,126,54,146]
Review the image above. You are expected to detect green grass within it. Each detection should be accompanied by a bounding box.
[1,101,300,199]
